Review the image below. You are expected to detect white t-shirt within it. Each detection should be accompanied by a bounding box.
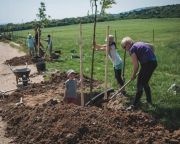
[108,44,123,69]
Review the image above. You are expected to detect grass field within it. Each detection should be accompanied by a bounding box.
[13,18,180,129]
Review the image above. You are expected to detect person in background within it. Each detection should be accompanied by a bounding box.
[64,69,78,105]
[27,34,35,57]
[34,28,44,56]
[121,36,157,109]
[94,35,125,94]
[34,28,39,55]
[47,34,52,56]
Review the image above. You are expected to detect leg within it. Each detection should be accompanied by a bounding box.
[49,46,52,56]
[114,68,124,87]
[142,61,157,104]
[133,71,144,106]
[30,48,34,57]
[29,49,32,56]
[144,84,152,104]
[34,44,38,56]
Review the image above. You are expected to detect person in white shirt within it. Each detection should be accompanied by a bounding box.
[94,35,125,93]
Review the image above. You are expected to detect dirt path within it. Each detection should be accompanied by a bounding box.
[0,42,43,144]
[0,42,43,92]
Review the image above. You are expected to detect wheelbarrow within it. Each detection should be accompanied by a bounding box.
[9,64,31,86]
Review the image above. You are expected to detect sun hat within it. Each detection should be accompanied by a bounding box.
[105,35,114,42]
[67,69,76,77]
[28,34,32,38]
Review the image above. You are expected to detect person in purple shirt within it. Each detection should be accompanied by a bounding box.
[121,36,157,109]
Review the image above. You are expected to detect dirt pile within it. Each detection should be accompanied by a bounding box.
[0,72,179,144]
[1,103,179,144]
[4,55,33,66]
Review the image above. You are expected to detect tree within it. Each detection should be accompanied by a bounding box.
[34,1,50,29]
[89,0,116,95]
[34,1,50,56]
[100,0,116,15]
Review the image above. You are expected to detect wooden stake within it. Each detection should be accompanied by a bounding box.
[114,30,117,48]
[122,50,126,82]
[79,23,84,106]
[153,29,154,43]
[104,26,110,100]
[38,28,40,56]
[90,0,97,96]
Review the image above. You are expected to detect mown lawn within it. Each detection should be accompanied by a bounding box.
[13,18,180,129]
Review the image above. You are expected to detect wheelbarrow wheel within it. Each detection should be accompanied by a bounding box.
[22,75,28,86]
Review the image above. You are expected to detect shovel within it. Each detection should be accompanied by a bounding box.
[109,72,139,101]
[109,79,132,100]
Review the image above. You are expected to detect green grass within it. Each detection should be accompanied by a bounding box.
[12,18,180,129]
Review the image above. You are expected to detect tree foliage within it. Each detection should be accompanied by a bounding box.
[90,0,116,15]
[34,2,50,29]
[100,0,116,15]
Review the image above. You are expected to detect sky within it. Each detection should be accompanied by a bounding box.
[0,0,180,24]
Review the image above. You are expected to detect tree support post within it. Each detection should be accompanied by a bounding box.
[79,23,84,106]
[90,0,97,96]
[104,26,110,100]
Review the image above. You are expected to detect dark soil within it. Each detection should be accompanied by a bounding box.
[1,103,180,144]
[4,55,34,66]
[0,72,179,144]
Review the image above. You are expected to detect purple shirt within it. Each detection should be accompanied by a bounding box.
[129,42,156,64]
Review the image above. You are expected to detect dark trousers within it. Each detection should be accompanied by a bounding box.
[114,68,124,87]
[133,61,157,106]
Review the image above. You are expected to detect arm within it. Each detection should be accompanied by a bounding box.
[94,43,107,51]
[130,53,139,80]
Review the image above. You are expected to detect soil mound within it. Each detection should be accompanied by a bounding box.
[4,55,33,66]
[1,103,180,144]
[0,72,179,144]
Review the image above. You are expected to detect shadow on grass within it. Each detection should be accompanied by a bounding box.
[146,104,180,130]
[124,94,180,130]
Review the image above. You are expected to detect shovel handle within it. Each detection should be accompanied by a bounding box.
[110,72,139,100]
[110,79,132,100]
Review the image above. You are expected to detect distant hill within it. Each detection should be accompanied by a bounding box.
[115,4,180,19]
[0,4,180,32]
